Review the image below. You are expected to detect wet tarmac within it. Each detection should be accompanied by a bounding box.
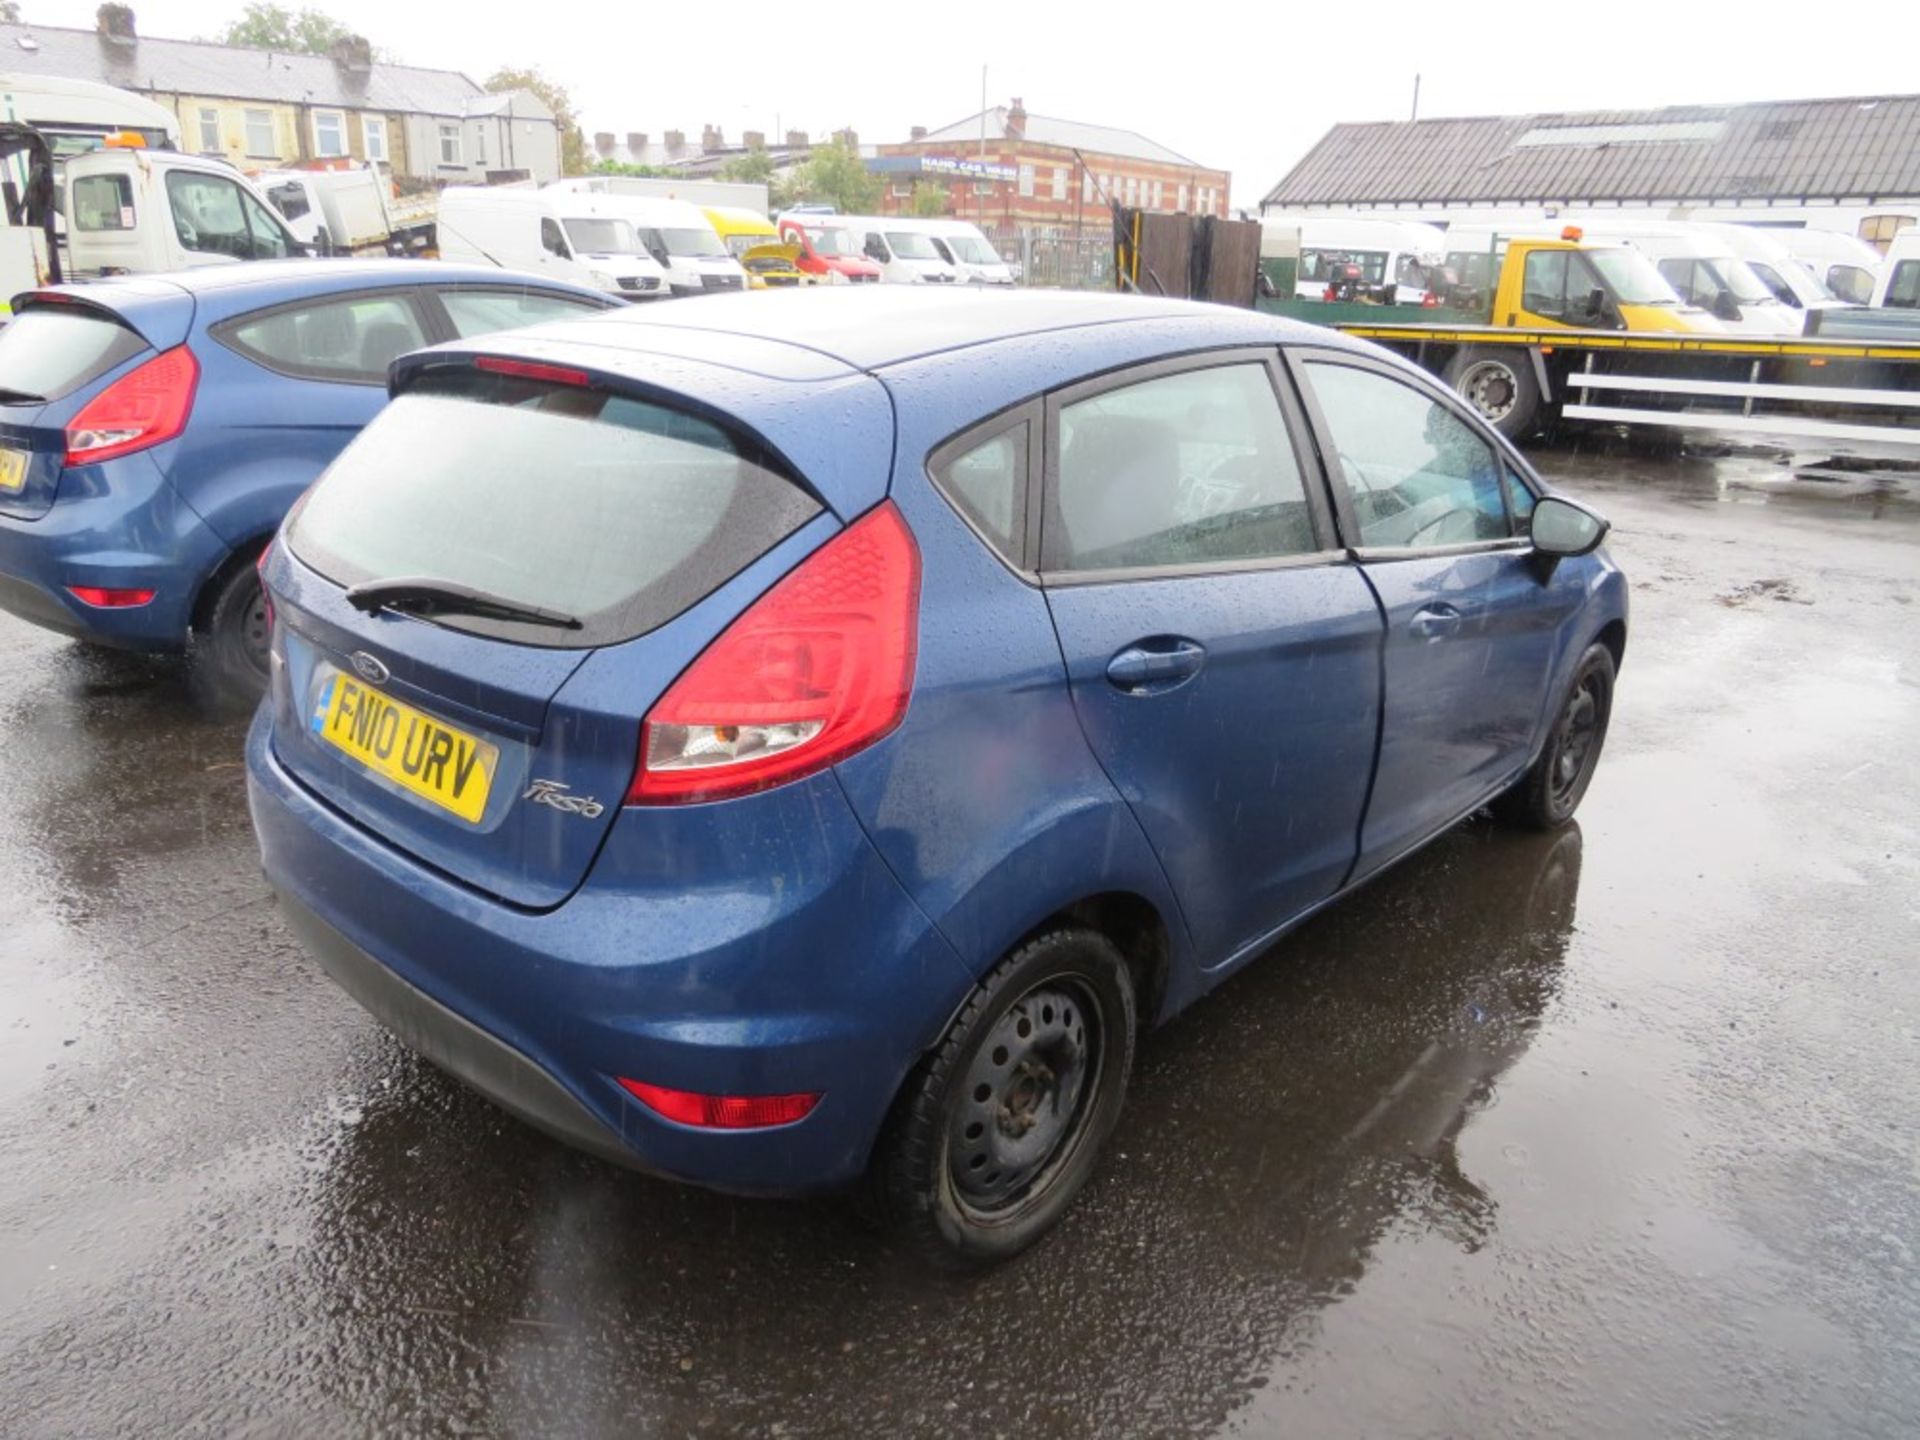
[1,443,1916,1438]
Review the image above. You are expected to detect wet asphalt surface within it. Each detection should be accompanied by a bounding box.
[2,442,1916,1439]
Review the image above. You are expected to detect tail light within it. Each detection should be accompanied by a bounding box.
[618,1078,821,1130]
[627,501,920,806]
[65,346,199,467]
[68,585,155,608]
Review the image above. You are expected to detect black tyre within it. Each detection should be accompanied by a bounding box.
[1444,346,1540,440]
[194,556,272,701]
[1496,643,1616,830]
[870,927,1136,1268]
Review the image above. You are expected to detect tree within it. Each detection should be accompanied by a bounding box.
[217,3,355,54]
[911,182,951,218]
[718,148,775,185]
[0,3,20,23]
[485,66,588,177]
[590,160,670,178]
[782,138,881,214]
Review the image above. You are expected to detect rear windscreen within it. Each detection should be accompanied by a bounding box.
[286,368,823,648]
[0,307,147,403]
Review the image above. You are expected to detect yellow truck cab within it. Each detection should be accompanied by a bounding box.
[1447,228,1721,335]
[701,206,806,288]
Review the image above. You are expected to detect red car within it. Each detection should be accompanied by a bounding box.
[778,215,882,284]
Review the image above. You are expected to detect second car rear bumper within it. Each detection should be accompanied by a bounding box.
[246,708,976,1196]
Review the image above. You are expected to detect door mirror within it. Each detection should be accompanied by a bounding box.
[1571,286,1612,327]
[1711,288,1742,322]
[864,236,889,262]
[1529,495,1609,557]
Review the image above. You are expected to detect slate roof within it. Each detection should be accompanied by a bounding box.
[1263,94,1920,208]
[1,21,496,117]
[913,106,1209,169]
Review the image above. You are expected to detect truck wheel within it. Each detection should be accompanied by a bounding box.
[1445,348,1540,440]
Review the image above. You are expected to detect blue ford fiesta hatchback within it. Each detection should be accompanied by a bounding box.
[249,289,1627,1265]
[0,261,613,694]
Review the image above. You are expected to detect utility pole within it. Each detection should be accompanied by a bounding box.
[1411,73,1421,122]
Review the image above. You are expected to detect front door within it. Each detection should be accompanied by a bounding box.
[1293,353,1581,877]
[1039,351,1384,967]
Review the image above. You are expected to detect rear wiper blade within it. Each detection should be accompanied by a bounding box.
[343,577,582,630]
[0,386,46,404]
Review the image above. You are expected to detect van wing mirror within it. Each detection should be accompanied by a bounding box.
[1529,495,1609,558]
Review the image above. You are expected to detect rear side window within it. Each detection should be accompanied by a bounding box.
[220,293,430,384]
[1046,362,1318,573]
[0,307,147,403]
[932,421,1029,566]
[287,369,823,647]
[438,288,606,338]
[71,174,134,231]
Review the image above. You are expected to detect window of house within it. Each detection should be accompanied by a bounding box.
[244,108,276,157]
[1047,362,1318,573]
[1082,170,1094,203]
[476,126,487,166]
[363,116,388,163]
[1178,183,1188,212]
[1018,163,1035,198]
[1302,361,1511,550]
[891,181,912,198]
[1151,180,1164,210]
[1123,175,1137,206]
[439,124,462,166]
[70,173,134,231]
[1858,214,1914,254]
[313,109,347,158]
[974,180,994,197]
[1052,166,1067,201]
[197,107,220,154]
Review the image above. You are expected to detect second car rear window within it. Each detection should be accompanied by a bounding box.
[286,367,824,648]
[0,306,147,403]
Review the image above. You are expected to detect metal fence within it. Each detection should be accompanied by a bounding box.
[978,224,1115,291]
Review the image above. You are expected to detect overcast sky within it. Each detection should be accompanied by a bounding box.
[19,0,1920,208]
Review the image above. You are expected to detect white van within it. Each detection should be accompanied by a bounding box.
[0,72,179,156]
[600,196,747,296]
[436,187,670,300]
[885,218,1013,285]
[1870,232,1920,309]
[840,216,963,285]
[1779,229,1885,306]
[1555,218,1801,335]
[1689,223,1843,313]
[1260,213,1446,304]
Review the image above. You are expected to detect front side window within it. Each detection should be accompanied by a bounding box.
[167,172,254,258]
[439,124,462,166]
[885,231,940,260]
[562,218,643,255]
[287,369,824,648]
[71,173,134,232]
[1522,249,1570,315]
[438,288,605,337]
[1046,362,1318,573]
[363,116,388,163]
[1657,257,1705,304]
[1887,261,1920,310]
[244,109,275,157]
[1828,264,1874,304]
[221,293,428,382]
[934,422,1027,564]
[313,110,347,158]
[198,107,220,153]
[540,217,569,257]
[1303,361,1510,550]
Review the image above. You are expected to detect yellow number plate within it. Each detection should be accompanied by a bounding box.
[312,668,498,823]
[0,448,26,494]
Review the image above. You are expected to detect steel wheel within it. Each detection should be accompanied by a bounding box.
[947,979,1104,1217]
[1457,357,1520,424]
[1549,671,1604,809]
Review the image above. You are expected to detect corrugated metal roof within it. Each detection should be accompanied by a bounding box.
[1,21,491,116]
[915,106,1209,169]
[1264,94,1920,207]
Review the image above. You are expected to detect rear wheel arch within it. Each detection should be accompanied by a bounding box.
[189,530,272,638]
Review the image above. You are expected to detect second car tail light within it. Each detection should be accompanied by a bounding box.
[64,346,199,468]
[627,501,920,806]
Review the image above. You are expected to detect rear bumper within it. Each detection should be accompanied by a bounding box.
[0,453,223,649]
[247,708,974,1195]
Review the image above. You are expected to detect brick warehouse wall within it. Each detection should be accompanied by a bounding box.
[875,138,1231,235]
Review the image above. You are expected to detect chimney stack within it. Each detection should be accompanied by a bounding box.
[95,4,136,47]
[1006,98,1027,139]
[832,128,858,150]
[786,129,808,149]
[328,34,373,74]
[626,132,647,154]
[594,132,615,155]
[701,124,723,154]
[743,129,766,150]
[664,129,686,154]
[910,125,927,142]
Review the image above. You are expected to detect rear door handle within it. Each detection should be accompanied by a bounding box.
[1409,603,1463,641]
[1106,638,1207,692]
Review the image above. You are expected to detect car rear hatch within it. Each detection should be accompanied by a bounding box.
[265,336,892,909]
[0,288,193,520]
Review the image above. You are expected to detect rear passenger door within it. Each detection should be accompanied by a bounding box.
[1038,351,1385,967]
[1292,352,1581,878]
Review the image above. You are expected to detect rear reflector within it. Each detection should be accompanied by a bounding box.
[627,501,920,805]
[68,585,155,608]
[64,345,199,467]
[617,1078,821,1130]
[474,355,593,388]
